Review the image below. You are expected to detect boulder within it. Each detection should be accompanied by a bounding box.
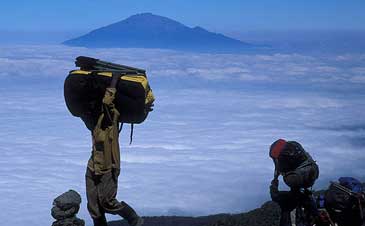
[51,190,84,226]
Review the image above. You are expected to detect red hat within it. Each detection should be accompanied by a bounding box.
[270,139,287,159]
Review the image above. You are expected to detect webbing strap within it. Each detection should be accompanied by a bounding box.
[103,104,113,124]
[117,123,134,145]
[130,124,134,145]
[118,123,123,133]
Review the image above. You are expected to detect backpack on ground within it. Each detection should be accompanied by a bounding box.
[325,177,365,226]
[64,56,155,129]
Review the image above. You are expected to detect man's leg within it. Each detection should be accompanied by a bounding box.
[280,210,292,226]
[86,168,108,226]
[98,169,143,226]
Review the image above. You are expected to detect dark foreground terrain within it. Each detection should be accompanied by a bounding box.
[109,201,280,226]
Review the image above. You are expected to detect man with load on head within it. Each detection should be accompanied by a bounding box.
[83,73,144,226]
[269,139,319,226]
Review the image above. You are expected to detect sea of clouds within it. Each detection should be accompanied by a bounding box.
[0,45,364,226]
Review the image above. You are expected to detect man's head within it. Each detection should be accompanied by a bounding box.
[270,139,287,159]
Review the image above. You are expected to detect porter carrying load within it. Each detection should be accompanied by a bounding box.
[270,139,319,189]
[64,56,155,130]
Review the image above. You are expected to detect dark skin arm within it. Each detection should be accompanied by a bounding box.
[270,178,301,211]
[110,72,122,89]
[102,73,121,105]
[81,73,122,130]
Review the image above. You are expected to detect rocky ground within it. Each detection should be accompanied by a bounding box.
[109,201,281,226]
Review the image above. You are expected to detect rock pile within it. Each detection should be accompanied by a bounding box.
[51,190,85,226]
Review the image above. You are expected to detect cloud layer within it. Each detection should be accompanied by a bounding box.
[0,45,365,87]
[0,45,364,226]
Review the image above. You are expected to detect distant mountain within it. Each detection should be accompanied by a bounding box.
[109,201,281,226]
[63,13,257,53]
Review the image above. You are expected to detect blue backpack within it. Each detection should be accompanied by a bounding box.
[325,177,365,226]
[338,177,363,193]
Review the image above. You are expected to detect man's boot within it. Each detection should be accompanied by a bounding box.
[93,215,108,226]
[118,201,144,226]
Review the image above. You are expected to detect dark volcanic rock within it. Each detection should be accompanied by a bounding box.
[63,13,258,53]
[51,190,84,226]
[52,205,79,221]
[109,202,280,226]
[52,217,85,226]
[209,202,281,226]
[108,214,229,226]
[53,189,82,211]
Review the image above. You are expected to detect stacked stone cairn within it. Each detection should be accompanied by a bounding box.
[51,190,85,226]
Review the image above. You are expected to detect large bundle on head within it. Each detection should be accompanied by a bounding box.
[270,139,319,189]
[64,56,155,130]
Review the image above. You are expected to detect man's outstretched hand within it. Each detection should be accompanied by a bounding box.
[271,178,279,188]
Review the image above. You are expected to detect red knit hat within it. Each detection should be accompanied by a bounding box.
[269,139,287,159]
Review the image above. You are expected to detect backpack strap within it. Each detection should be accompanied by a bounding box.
[118,122,123,133]
[296,151,316,169]
[130,123,134,145]
[116,122,134,145]
[94,112,105,131]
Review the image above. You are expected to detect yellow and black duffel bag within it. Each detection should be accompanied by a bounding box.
[64,56,155,129]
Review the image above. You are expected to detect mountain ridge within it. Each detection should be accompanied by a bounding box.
[63,13,258,53]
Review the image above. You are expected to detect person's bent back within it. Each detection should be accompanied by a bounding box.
[269,139,319,226]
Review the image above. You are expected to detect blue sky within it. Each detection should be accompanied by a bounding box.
[1,0,364,33]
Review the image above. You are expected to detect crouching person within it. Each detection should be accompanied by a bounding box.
[269,139,319,226]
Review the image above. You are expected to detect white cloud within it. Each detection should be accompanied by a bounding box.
[0,45,364,226]
[350,75,365,83]
[0,45,364,86]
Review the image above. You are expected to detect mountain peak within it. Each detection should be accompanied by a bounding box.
[134,12,154,16]
[63,13,255,53]
[125,13,168,21]
[121,13,186,29]
[128,12,161,19]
